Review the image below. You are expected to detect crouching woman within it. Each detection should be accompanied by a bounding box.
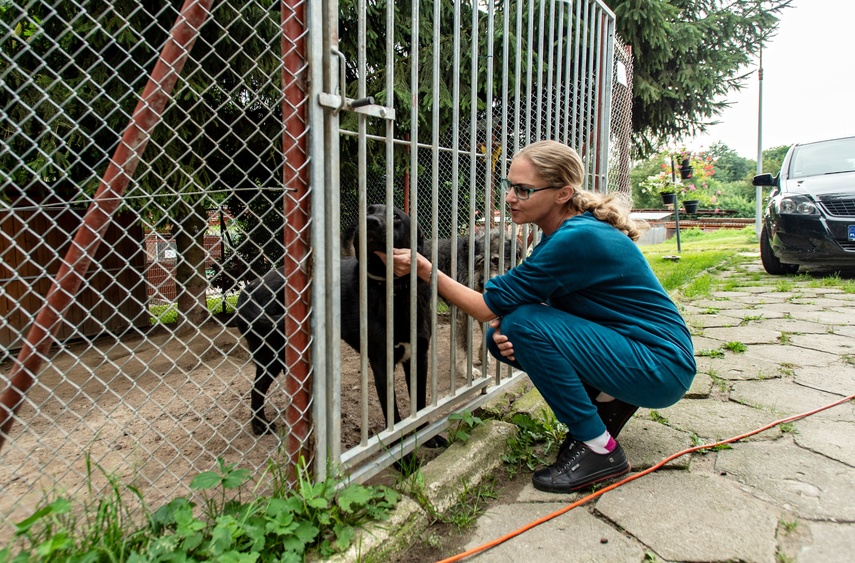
[382,140,696,492]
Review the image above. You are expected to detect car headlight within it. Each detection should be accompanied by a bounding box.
[777,195,819,215]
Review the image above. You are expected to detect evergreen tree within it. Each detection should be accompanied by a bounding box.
[609,0,793,156]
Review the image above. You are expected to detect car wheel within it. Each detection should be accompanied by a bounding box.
[760,227,799,275]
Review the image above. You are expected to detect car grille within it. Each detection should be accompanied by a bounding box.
[818,196,855,218]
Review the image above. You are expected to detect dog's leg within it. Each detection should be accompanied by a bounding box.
[404,339,448,449]
[250,346,283,435]
[369,352,403,429]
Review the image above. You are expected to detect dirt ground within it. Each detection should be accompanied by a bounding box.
[0,313,494,539]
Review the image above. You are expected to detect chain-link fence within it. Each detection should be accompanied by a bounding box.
[1,0,631,540]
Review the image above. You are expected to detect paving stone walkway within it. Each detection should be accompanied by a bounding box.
[455,256,855,563]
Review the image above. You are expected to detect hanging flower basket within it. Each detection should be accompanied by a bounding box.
[683,200,699,214]
[660,191,676,205]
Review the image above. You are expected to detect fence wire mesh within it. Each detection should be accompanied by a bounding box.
[1,0,632,541]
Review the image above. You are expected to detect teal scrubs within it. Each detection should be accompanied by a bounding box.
[484,212,696,442]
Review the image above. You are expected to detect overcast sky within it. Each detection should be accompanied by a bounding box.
[683,0,855,160]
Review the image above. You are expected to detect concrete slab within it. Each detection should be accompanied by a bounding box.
[742,343,840,368]
[654,398,783,442]
[753,317,838,334]
[794,521,855,563]
[696,353,785,380]
[786,309,855,326]
[789,333,855,355]
[716,441,855,520]
[794,364,855,396]
[620,418,692,470]
[793,417,855,467]
[702,325,784,344]
[730,379,854,421]
[596,472,780,563]
[684,372,713,399]
[691,335,724,351]
[461,503,645,562]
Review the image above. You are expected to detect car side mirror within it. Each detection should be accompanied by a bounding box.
[752,173,777,187]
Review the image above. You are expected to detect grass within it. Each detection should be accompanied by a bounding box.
[640,227,758,294]
[149,294,240,325]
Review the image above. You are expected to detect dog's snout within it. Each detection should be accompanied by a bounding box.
[366,215,384,231]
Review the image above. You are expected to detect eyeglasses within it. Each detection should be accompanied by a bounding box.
[500,178,564,200]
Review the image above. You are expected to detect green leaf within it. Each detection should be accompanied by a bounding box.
[190,470,222,491]
[336,485,374,513]
[334,524,356,551]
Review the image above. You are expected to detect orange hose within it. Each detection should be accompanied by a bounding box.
[437,393,855,563]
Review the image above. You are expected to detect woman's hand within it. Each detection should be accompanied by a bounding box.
[375,248,430,279]
[489,318,515,362]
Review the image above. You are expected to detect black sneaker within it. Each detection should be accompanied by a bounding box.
[532,439,631,493]
[597,398,639,438]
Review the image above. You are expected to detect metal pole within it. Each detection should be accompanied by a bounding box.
[755,45,764,238]
[0,0,215,452]
[671,156,682,253]
[281,0,313,479]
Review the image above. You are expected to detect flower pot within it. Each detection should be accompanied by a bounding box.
[660,191,676,205]
[683,200,699,214]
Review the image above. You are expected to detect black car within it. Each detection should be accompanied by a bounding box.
[753,136,855,275]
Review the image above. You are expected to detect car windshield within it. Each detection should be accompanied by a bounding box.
[789,137,855,178]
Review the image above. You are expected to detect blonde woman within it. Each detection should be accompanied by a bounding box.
[382,140,696,493]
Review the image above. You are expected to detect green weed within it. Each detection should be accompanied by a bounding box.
[3,455,400,562]
[447,410,484,444]
[502,412,567,477]
[649,410,669,425]
[723,341,747,353]
[698,348,725,359]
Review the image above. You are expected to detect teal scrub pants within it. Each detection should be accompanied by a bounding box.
[486,304,691,442]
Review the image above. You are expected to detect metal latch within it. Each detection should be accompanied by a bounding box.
[318,48,395,121]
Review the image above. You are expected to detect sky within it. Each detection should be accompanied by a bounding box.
[683,0,855,160]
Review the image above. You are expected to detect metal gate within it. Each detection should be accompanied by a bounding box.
[312,0,630,481]
[0,0,631,539]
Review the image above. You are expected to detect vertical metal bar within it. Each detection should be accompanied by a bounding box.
[598,13,617,194]
[571,0,582,149]
[450,0,461,393]
[534,0,546,141]
[467,0,479,384]
[482,0,496,377]
[408,0,420,417]
[357,0,370,446]
[312,0,339,473]
[0,0,214,451]
[496,0,511,383]
[281,0,312,476]
[544,0,556,140]
[554,0,566,143]
[522,0,535,255]
[525,0,534,146]
[430,0,441,403]
[383,0,395,431]
[562,1,575,145]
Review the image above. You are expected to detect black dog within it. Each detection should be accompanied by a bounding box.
[236,204,434,440]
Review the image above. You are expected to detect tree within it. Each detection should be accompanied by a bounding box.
[761,144,790,176]
[608,0,794,156]
[706,142,754,183]
[1,1,284,328]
